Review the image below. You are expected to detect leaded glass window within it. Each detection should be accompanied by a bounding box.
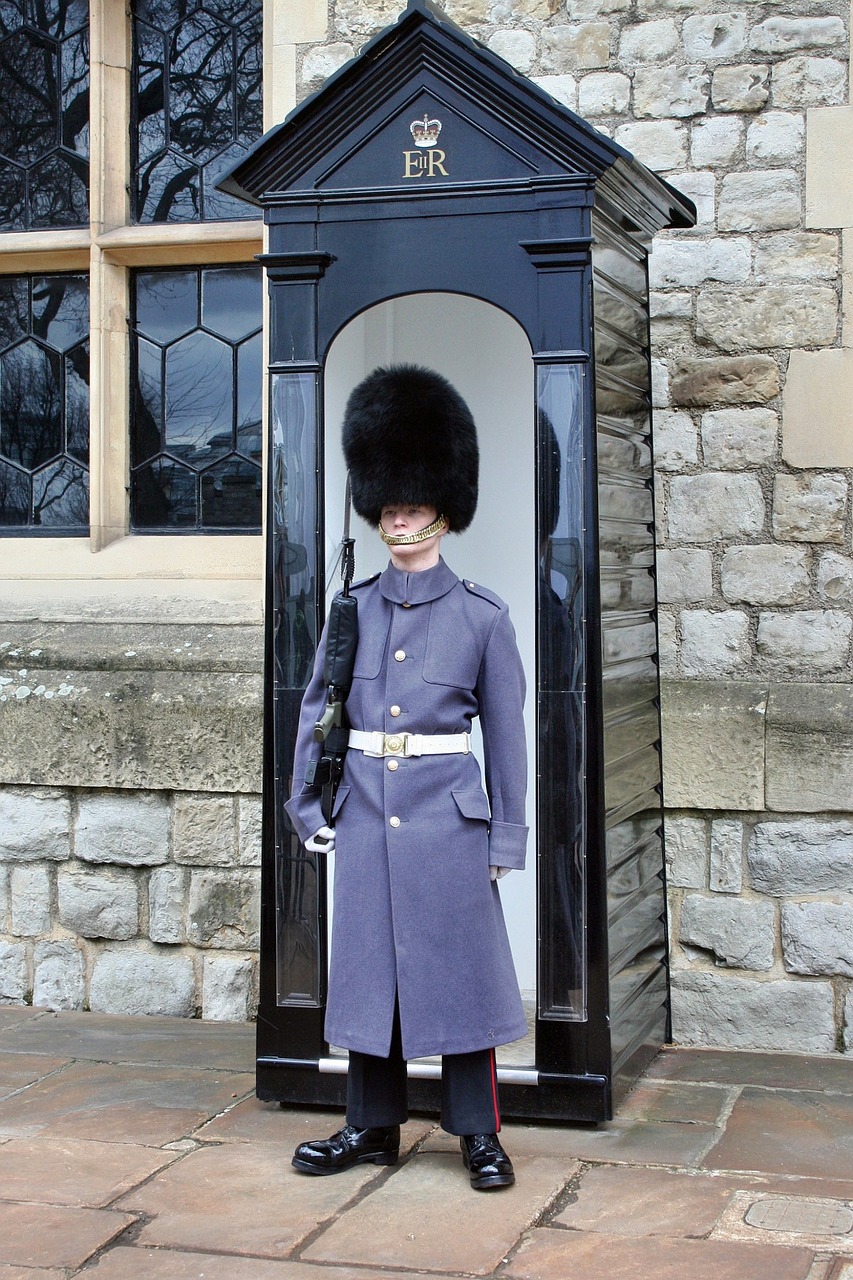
[130,265,262,530]
[0,0,89,231]
[132,0,262,224]
[0,273,89,532]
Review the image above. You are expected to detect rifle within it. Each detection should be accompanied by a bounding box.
[305,488,358,825]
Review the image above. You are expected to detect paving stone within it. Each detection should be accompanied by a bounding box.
[85,1251,437,1280]
[0,1009,254,1070]
[703,1087,853,1178]
[122,1138,424,1257]
[0,1135,174,1207]
[712,1188,853,1254]
[554,1165,738,1235]
[302,1148,571,1274]
[197,1100,432,1152]
[494,1115,712,1167]
[0,1052,68,1098]
[0,1201,135,1271]
[0,1059,254,1144]
[615,1079,730,1126]
[646,1047,853,1094]
[503,1226,814,1280]
[0,1265,65,1280]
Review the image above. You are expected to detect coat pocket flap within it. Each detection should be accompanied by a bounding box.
[451,789,491,821]
[331,784,352,820]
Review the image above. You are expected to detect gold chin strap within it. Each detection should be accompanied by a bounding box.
[378,514,447,546]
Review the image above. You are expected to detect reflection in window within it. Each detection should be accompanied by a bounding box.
[132,0,262,223]
[0,0,89,231]
[0,274,89,532]
[130,265,262,530]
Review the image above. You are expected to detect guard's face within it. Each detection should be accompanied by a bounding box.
[380,504,439,537]
[379,503,447,570]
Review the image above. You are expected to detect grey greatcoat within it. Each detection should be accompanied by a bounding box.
[285,556,528,1060]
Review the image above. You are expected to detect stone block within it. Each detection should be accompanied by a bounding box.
[669,473,764,541]
[300,42,354,87]
[149,866,187,944]
[847,989,853,1054]
[58,866,139,940]
[649,237,750,289]
[658,611,677,675]
[10,864,51,936]
[651,409,697,471]
[89,948,197,1017]
[667,170,715,231]
[680,894,774,969]
[781,901,853,977]
[745,112,804,166]
[650,291,692,320]
[783,350,853,469]
[661,680,767,810]
[701,408,777,469]
[202,954,255,1021]
[754,232,838,281]
[238,796,262,867]
[540,24,611,73]
[711,64,769,113]
[0,790,70,861]
[487,0,552,16]
[0,941,27,1003]
[76,792,169,866]
[710,818,743,893]
[618,19,678,63]
[651,357,669,408]
[634,66,709,118]
[664,815,708,888]
[657,549,713,605]
[670,971,835,1052]
[614,121,687,171]
[0,862,7,923]
[757,610,852,674]
[173,794,236,867]
[670,356,779,407]
[817,552,853,608]
[682,14,747,61]
[749,817,853,893]
[697,285,836,351]
[187,870,260,950]
[765,685,853,812]
[750,17,846,55]
[721,546,809,607]
[680,610,751,678]
[531,74,577,109]
[577,71,630,115]
[32,940,84,1011]
[772,57,848,109]
[772,473,847,543]
[487,30,536,74]
[690,117,743,167]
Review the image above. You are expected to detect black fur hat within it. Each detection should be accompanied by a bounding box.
[341,364,478,532]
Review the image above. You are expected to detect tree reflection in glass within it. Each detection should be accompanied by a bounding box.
[130,264,262,529]
[0,273,89,531]
[0,0,89,231]
[132,0,262,223]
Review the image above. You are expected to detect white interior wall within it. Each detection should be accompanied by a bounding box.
[323,293,537,999]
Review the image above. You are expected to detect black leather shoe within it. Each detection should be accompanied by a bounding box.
[460,1133,515,1190]
[292,1124,400,1175]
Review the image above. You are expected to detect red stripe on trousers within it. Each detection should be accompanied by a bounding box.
[489,1048,501,1133]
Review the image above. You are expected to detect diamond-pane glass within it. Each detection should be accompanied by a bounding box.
[0,0,89,231]
[132,0,262,223]
[0,273,89,533]
[131,264,262,530]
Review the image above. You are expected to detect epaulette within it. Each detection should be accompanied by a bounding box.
[461,578,504,610]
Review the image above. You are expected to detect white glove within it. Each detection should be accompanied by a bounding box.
[490,866,511,882]
[306,825,335,853]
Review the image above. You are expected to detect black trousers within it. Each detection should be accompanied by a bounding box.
[345,1000,501,1136]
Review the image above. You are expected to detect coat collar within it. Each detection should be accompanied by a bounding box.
[379,556,458,606]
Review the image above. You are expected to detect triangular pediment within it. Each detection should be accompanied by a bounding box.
[219,0,694,231]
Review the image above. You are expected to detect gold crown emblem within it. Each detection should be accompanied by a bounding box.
[410,114,442,147]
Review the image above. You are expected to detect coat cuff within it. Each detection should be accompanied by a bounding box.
[488,821,528,871]
[283,791,325,846]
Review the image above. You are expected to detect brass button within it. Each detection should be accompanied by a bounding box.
[387,759,399,771]
[390,816,401,828]
[394,649,406,662]
[390,705,401,717]
[402,602,411,608]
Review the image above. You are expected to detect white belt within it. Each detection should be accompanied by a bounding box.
[348,730,470,758]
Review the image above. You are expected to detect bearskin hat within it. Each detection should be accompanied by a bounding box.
[341,364,479,532]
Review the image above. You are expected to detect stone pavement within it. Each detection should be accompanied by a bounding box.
[1,1007,852,1279]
